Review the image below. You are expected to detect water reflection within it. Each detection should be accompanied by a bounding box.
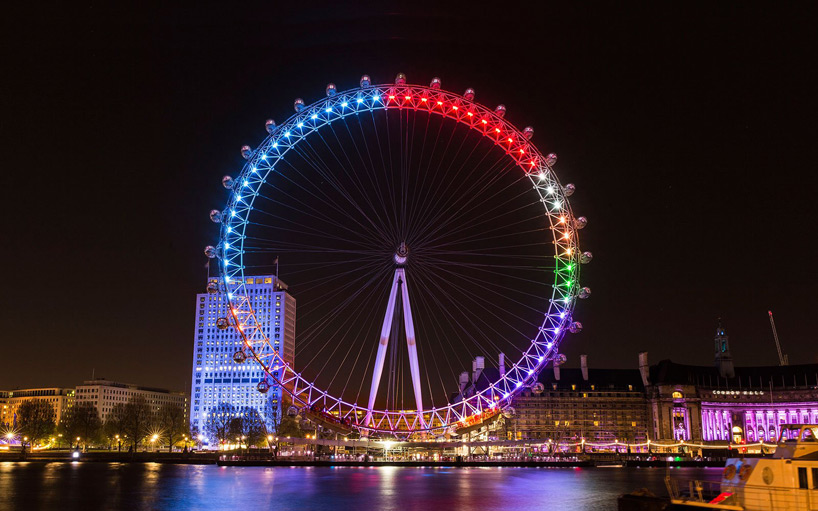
[0,464,720,511]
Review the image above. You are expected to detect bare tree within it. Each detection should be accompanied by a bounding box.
[204,402,235,449]
[17,400,56,447]
[122,396,151,451]
[158,403,188,452]
[60,402,102,449]
[104,403,127,451]
[238,406,266,449]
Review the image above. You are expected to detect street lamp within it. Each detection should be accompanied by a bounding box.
[151,434,158,452]
[115,434,121,452]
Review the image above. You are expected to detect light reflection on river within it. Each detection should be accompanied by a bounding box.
[0,463,721,511]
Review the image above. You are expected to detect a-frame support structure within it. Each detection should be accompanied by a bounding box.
[364,266,425,428]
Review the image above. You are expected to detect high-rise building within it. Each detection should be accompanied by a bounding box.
[74,379,187,423]
[190,274,296,443]
[0,387,75,430]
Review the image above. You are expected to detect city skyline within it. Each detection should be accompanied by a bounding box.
[2,4,816,392]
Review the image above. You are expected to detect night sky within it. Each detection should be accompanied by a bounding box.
[2,4,816,393]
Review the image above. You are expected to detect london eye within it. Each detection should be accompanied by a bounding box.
[205,74,591,437]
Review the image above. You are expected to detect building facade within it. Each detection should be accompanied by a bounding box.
[74,380,187,423]
[190,275,296,443]
[0,388,75,430]
[641,323,818,444]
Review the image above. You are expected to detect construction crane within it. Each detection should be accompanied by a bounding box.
[768,310,789,366]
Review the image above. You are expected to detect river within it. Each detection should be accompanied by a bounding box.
[0,463,721,510]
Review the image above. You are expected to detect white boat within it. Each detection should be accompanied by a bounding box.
[666,424,818,510]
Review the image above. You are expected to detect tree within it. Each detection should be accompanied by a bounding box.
[158,403,188,452]
[238,406,266,449]
[60,402,102,449]
[265,394,302,439]
[17,400,56,447]
[122,396,151,451]
[104,403,128,451]
[204,402,235,449]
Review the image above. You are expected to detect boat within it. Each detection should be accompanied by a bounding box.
[620,424,818,510]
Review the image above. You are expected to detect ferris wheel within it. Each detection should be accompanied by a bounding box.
[205,73,591,436]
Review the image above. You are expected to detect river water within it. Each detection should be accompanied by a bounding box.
[0,463,720,511]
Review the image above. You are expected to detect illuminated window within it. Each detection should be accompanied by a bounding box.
[632,421,637,427]
[672,391,683,399]
[264,278,273,284]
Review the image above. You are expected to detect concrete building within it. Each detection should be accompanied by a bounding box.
[0,387,75,430]
[190,275,296,442]
[74,380,187,423]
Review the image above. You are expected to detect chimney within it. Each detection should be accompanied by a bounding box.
[498,353,506,378]
[459,372,470,393]
[472,356,485,383]
[638,351,650,386]
[580,354,589,381]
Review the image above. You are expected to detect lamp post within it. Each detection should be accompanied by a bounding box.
[76,437,81,451]
[115,435,121,452]
[57,434,63,450]
[151,434,158,452]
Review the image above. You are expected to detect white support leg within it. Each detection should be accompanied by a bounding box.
[365,270,401,427]
[399,269,426,428]
[364,266,425,429]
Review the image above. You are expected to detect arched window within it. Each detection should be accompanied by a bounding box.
[672,391,683,399]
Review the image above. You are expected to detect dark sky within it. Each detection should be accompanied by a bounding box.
[2,3,816,393]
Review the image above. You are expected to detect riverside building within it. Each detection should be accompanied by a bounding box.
[74,380,187,423]
[0,387,75,430]
[190,275,296,443]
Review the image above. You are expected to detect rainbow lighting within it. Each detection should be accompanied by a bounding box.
[208,73,590,436]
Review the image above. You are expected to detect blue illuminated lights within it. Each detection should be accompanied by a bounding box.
[209,82,582,435]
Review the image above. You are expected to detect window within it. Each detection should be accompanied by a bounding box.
[798,467,808,489]
[672,391,683,399]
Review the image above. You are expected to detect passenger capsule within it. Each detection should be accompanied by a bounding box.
[569,321,583,334]
[554,353,568,366]
[360,75,371,87]
[523,126,534,140]
[222,175,234,189]
[580,251,593,264]
[494,104,506,117]
[241,145,253,160]
[233,350,247,364]
[206,281,219,294]
[395,73,406,84]
[545,153,558,166]
[578,287,592,299]
[574,216,588,230]
[265,119,276,134]
[294,98,305,112]
[204,245,217,259]
[430,77,441,89]
[464,88,475,101]
[326,83,337,97]
[257,380,270,393]
[216,317,230,330]
[563,183,575,196]
[209,209,222,223]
